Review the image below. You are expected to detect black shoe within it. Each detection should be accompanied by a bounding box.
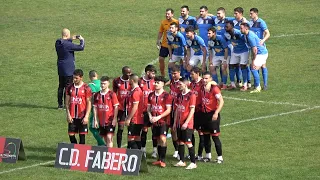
[201,157,211,162]
[58,105,64,110]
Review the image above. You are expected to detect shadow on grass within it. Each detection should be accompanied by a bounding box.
[0,102,57,110]
[24,146,57,161]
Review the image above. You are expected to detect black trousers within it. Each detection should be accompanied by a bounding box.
[57,75,73,106]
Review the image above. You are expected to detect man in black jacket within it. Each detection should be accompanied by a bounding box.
[55,28,85,109]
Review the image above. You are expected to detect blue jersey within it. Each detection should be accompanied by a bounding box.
[167,31,187,56]
[245,31,268,55]
[224,29,248,54]
[233,18,247,30]
[249,18,268,40]
[196,16,215,45]
[186,35,206,56]
[208,35,228,57]
[179,16,197,39]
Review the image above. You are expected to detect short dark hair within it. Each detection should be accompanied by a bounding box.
[225,20,234,27]
[202,71,211,76]
[170,22,178,27]
[89,70,97,78]
[171,65,180,72]
[234,7,244,14]
[154,76,166,83]
[185,25,195,33]
[208,27,216,33]
[200,5,208,10]
[100,76,110,82]
[191,67,201,74]
[178,77,189,83]
[166,8,174,14]
[181,5,189,11]
[129,73,139,82]
[145,65,157,73]
[73,69,83,77]
[250,8,259,13]
[241,22,250,29]
[217,7,225,12]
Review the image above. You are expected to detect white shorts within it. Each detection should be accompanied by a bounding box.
[189,55,203,66]
[230,52,249,65]
[212,56,229,66]
[169,55,184,63]
[253,53,268,67]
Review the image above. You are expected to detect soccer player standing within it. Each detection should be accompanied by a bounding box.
[56,28,85,109]
[240,23,268,93]
[200,72,224,164]
[196,5,214,46]
[167,22,187,79]
[139,65,157,157]
[65,69,92,144]
[88,70,106,146]
[173,77,197,169]
[125,74,144,149]
[148,76,172,168]
[157,8,179,77]
[93,76,119,147]
[249,8,270,90]
[112,66,132,148]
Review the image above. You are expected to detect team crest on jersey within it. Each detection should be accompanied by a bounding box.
[167,34,174,42]
[186,21,189,25]
[70,89,72,93]
[233,35,237,40]
[194,41,198,46]
[187,39,192,46]
[208,40,215,47]
[180,27,185,32]
[217,26,221,30]
[175,38,179,42]
[118,84,121,87]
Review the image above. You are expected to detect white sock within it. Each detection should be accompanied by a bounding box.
[231,82,235,87]
[141,147,146,152]
[206,153,212,159]
[217,156,223,160]
[153,147,157,152]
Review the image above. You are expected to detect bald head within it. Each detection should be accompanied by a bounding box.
[62,28,70,39]
[129,74,139,83]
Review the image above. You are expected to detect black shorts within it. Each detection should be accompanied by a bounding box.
[152,124,167,139]
[117,110,127,124]
[68,118,88,135]
[128,124,143,138]
[193,111,203,130]
[159,46,169,57]
[99,125,115,136]
[201,111,221,135]
[143,112,152,127]
[177,128,194,144]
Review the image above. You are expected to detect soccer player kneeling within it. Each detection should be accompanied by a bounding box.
[173,77,197,169]
[93,76,119,147]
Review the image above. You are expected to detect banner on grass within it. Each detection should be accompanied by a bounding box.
[54,143,147,176]
[0,137,26,163]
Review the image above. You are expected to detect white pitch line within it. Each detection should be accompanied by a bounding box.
[224,96,310,107]
[221,106,320,127]
[273,32,320,38]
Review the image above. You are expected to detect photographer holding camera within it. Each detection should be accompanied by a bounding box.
[55,28,85,109]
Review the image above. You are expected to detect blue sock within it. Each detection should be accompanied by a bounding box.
[180,64,185,78]
[247,66,251,82]
[251,69,260,88]
[235,66,242,83]
[222,74,228,85]
[212,74,219,84]
[229,66,235,83]
[262,67,268,87]
[241,68,248,84]
[168,67,172,80]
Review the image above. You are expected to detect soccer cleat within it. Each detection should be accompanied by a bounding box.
[201,157,211,162]
[227,84,236,90]
[195,156,203,161]
[237,82,243,88]
[185,163,197,170]
[221,84,227,90]
[58,105,64,110]
[151,151,158,158]
[240,86,247,92]
[174,161,187,167]
[152,161,161,165]
[250,86,262,93]
[160,162,166,168]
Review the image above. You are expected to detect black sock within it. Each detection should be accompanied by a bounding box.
[117,129,123,148]
[188,146,196,163]
[191,134,195,147]
[141,131,147,148]
[136,141,142,149]
[160,146,167,162]
[204,134,211,154]
[212,136,222,156]
[128,141,138,149]
[173,140,178,151]
[198,134,204,156]
[79,134,85,144]
[157,145,161,161]
[69,135,77,144]
[178,145,185,162]
[152,138,157,148]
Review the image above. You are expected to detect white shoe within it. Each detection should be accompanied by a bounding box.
[186,163,197,169]
[173,151,179,158]
[174,160,186,167]
[151,151,157,158]
[214,157,224,164]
